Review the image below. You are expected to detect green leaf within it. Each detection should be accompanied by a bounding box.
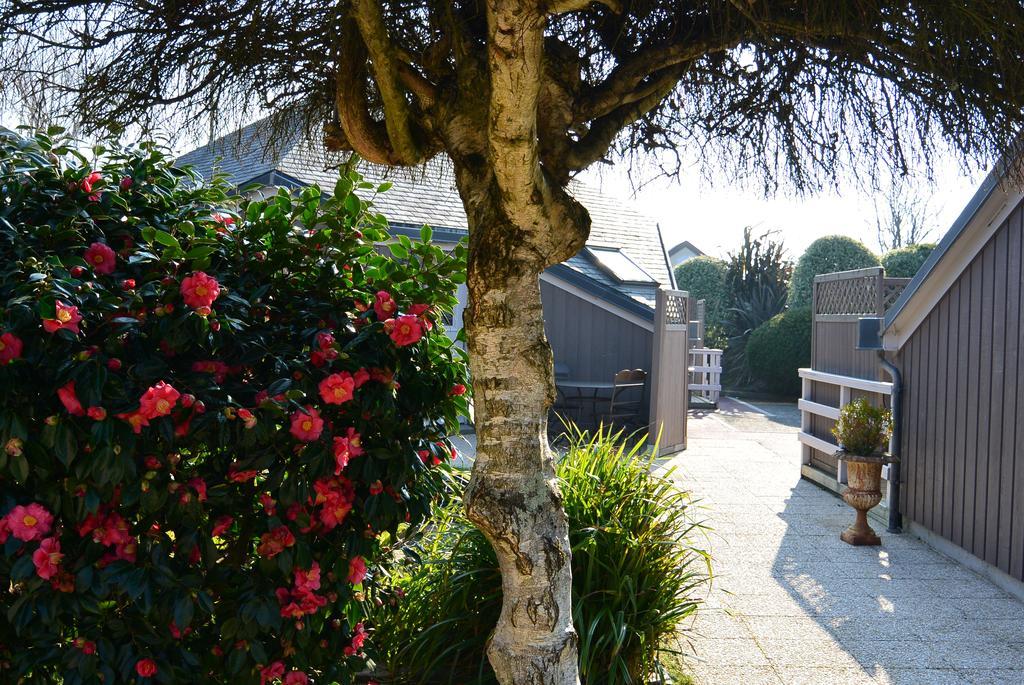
[153,230,181,250]
[420,225,433,243]
[10,452,28,482]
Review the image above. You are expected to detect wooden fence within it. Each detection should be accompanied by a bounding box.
[650,288,691,455]
[800,268,910,481]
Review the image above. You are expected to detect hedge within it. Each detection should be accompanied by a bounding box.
[881,243,936,278]
[673,256,728,347]
[788,236,879,308]
[745,307,812,397]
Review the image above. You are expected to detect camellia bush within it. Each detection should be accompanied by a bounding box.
[0,127,469,684]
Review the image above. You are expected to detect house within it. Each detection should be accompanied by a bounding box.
[797,162,1024,599]
[667,240,705,268]
[176,120,686,432]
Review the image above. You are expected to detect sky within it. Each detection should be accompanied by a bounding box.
[580,159,986,261]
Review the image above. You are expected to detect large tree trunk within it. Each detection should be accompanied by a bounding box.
[453,155,588,684]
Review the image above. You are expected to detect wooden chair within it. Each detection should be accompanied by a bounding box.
[599,369,647,430]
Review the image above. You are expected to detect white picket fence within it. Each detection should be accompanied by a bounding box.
[688,347,723,406]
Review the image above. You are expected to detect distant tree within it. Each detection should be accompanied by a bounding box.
[722,228,791,385]
[674,256,728,348]
[882,243,937,278]
[789,236,880,308]
[873,182,940,251]
[7,3,1024,682]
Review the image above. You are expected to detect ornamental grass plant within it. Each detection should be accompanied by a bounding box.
[372,425,711,685]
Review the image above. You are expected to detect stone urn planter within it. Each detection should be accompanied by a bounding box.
[837,451,893,546]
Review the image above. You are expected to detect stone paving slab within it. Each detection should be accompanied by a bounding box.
[671,397,1024,685]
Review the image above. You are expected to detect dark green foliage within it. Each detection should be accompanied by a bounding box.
[673,256,728,348]
[372,426,711,685]
[833,398,892,456]
[788,236,880,308]
[0,127,469,684]
[722,228,792,385]
[745,308,812,397]
[881,243,936,278]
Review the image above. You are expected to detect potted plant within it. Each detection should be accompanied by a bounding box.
[832,398,894,546]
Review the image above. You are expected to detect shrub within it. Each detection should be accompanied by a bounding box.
[745,307,812,397]
[372,426,711,685]
[674,256,728,348]
[788,235,880,308]
[832,398,892,456]
[0,128,469,684]
[881,243,936,278]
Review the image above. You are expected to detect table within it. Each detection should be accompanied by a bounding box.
[555,380,645,426]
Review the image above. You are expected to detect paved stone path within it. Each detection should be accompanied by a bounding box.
[668,397,1024,685]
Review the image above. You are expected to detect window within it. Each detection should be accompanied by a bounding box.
[587,246,656,284]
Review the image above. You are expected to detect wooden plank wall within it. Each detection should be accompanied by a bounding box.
[540,280,654,418]
[897,203,1024,580]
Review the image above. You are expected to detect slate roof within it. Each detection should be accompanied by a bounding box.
[176,119,675,312]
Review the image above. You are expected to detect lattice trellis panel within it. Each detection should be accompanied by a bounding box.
[881,279,910,312]
[664,292,689,325]
[815,276,878,316]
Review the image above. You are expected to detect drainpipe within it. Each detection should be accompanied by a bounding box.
[877,352,903,534]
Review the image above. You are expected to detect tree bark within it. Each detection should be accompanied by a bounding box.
[454,155,588,685]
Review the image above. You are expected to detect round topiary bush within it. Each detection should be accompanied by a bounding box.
[881,243,936,278]
[674,256,728,348]
[745,307,812,397]
[0,128,469,684]
[788,236,880,308]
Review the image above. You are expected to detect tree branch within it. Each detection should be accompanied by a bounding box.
[351,0,428,164]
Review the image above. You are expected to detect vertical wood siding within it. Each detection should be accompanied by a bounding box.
[897,204,1024,580]
[540,281,654,416]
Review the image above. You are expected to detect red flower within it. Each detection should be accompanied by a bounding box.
[116,410,150,434]
[180,271,221,309]
[408,303,429,316]
[86,406,107,421]
[135,658,158,677]
[284,671,309,685]
[80,171,102,194]
[344,622,368,656]
[385,314,423,347]
[319,372,355,405]
[257,525,296,559]
[0,332,23,364]
[73,637,96,654]
[139,381,180,420]
[7,503,54,542]
[228,463,259,483]
[353,368,371,388]
[260,662,286,685]
[57,381,85,416]
[348,556,367,585]
[289,406,324,442]
[32,537,63,580]
[43,301,82,335]
[83,242,116,275]
[373,290,397,320]
[212,515,234,537]
[450,383,467,396]
[332,428,365,476]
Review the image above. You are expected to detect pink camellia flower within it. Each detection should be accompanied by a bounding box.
[180,271,221,310]
[257,526,295,559]
[450,383,467,396]
[260,662,286,685]
[237,408,257,429]
[408,303,430,316]
[7,503,54,542]
[283,671,309,685]
[0,332,23,364]
[319,372,355,406]
[32,537,63,580]
[373,290,397,320]
[385,314,423,347]
[348,556,367,585]
[83,242,116,275]
[135,658,158,678]
[86,406,107,421]
[57,381,85,416]
[344,622,368,656]
[331,428,364,476]
[43,300,83,335]
[289,406,324,442]
[139,381,180,420]
[0,517,8,544]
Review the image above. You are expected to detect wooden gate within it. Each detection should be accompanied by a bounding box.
[649,288,691,455]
